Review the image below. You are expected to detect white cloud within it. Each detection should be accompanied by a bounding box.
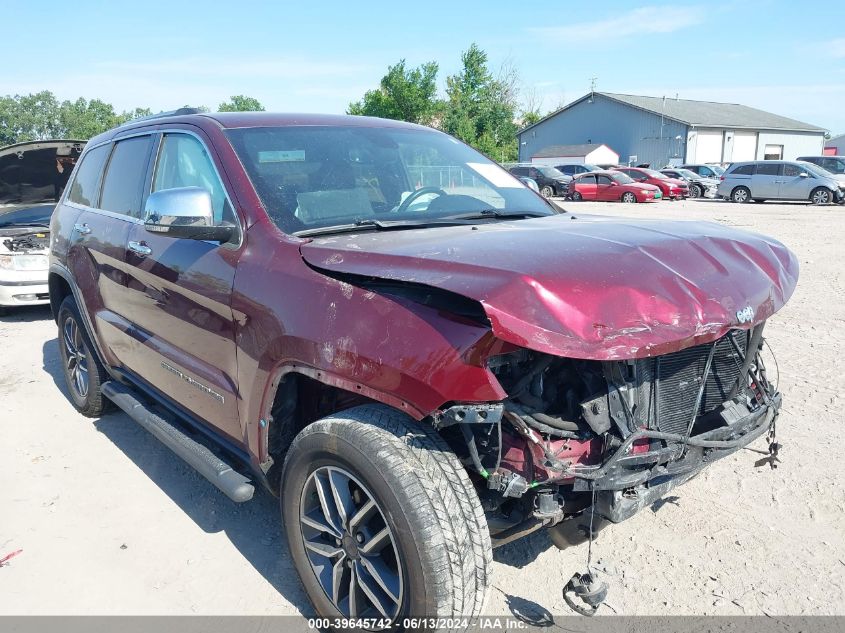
[530,5,706,44]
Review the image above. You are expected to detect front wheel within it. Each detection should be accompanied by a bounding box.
[621,192,637,203]
[811,187,833,205]
[282,405,492,620]
[540,185,554,198]
[689,184,702,198]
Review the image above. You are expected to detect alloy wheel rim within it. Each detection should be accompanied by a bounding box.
[62,316,89,398]
[623,193,635,202]
[735,189,748,202]
[299,465,403,619]
[813,190,828,204]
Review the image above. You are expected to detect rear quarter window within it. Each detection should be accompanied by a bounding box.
[730,164,755,176]
[67,144,110,207]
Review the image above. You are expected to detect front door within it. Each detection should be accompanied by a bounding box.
[122,131,243,442]
[778,163,814,200]
[595,174,615,201]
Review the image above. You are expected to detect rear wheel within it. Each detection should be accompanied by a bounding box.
[57,295,110,417]
[731,186,751,203]
[282,405,492,620]
[621,192,637,203]
[540,185,554,198]
[688,184,702,198]
[811,187,832,205]
[572,191,583,201]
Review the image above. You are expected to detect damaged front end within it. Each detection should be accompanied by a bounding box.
[436,323,780,547]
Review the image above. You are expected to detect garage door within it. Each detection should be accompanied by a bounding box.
[732,131,757,161]
[695,130,723,163]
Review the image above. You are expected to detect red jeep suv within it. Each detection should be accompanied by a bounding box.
[49,110,797,619]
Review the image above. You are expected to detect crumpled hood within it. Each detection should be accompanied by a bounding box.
[300,214,798,360]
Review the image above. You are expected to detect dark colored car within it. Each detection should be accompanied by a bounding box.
[50,110,797,619]
[504,163,571,198]
[554,163,602,177]
[796,155,845,177]
[660,168,719,198]
[614,167,689,199]
[679,163,725,179]
[568,170,661,202]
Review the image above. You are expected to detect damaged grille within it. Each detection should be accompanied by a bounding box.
[637,331,748,436]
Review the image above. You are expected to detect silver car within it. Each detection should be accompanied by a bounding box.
[717,160,845,204]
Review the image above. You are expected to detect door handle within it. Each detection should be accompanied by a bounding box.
[128,240,152,257]
[73,223,91,235]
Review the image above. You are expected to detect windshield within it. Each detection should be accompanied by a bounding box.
[583,164,601,172]
[709,165,726,176]
[609,172,635,184]
[226,126,554,234]
[800,162,835,179]
[0,204,54,227]
[537,166,566,178]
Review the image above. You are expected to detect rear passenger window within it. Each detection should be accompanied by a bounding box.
[153,133,234,224]
[732,164,756,175]
[67,144,110,207]
[756,163,781,176]
[99,136,153,217]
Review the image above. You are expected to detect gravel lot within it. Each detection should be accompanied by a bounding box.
[1,198,843,618]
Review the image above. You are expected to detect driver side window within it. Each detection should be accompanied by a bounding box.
[153,134,234,224]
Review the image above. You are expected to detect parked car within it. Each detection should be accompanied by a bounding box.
[50,110,797,620]
[660,168,719,199]
[554,163,602,177]
[504,163,571,198]
[679,163,725,179]
[0,139,84,315]
[568,170,661,202]
[613,166,689,199]
[717,160,845,204]
[796,156,845,183]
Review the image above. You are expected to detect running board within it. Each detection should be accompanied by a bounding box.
[101,381,255,503]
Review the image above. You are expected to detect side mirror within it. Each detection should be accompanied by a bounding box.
[799,172,809,178]
[144,187,234,241]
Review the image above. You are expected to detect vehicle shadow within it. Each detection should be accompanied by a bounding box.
[493,529,555,568]
[40,339,314,615]
[0,304,52,323]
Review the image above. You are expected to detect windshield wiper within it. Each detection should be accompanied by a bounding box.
[294,217,474,238]
[0,222,50,229]
[444,209,549,221]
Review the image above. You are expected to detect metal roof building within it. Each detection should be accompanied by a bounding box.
[517,92,826,168]
[528,143,619,167]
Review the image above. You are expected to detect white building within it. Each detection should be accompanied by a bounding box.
[529,143,619,167]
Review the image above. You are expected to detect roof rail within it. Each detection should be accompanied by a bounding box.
[118,107,203,128]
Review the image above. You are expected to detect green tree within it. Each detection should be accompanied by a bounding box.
[348,59,441,125]
[0,91,62,144]
[443,44,519,161]
[218,95,265,112]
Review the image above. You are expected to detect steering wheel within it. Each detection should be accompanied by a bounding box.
[395,186,447,213]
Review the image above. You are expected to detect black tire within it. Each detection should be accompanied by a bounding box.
[572,191,583,201]
[0,306,8,317]
[811,187,833,205]
[731,186,751,203]
[282,404,492,620]
[57,295,110,417]
[689,184,702,198]
[621,192,637,203]
[539,185,553,198]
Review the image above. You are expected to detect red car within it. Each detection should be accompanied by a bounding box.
[614,167,689,199]
[568,170,661,202]
[49,111,797,619]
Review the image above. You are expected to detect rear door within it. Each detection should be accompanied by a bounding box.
[577,174,598,200]
[65,136,154,369]
[595,174,615,201]
[122,130,243,441]
[751,163,781,198]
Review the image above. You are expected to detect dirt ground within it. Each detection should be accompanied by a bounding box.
[1,198,843,618]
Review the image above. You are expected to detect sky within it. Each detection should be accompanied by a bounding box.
[6,0,845,133]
